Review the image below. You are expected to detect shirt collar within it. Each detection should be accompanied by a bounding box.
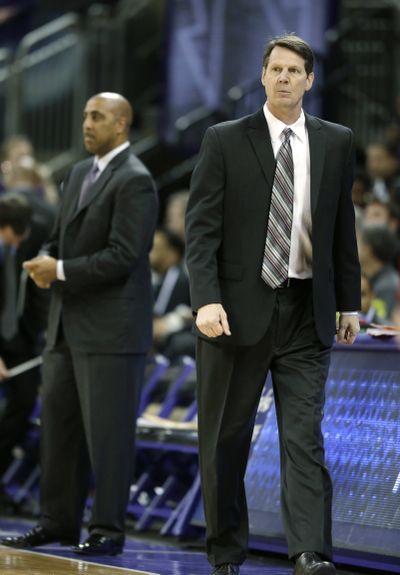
[263,102,306,143]
[95,141,130,173]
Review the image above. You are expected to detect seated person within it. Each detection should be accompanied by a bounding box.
[358,224,399,320]
[358,274,384,328]
[150,228,194,359]
[0,194,50,510]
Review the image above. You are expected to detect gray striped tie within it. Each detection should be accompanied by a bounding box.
[261,127,294,289]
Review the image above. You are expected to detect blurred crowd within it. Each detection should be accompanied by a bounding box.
[352,98,400,328]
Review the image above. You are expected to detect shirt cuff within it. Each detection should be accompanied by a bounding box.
[340,311,358,315]
[56,260,66,281]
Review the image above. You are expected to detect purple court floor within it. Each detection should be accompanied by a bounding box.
[0,517,385,575]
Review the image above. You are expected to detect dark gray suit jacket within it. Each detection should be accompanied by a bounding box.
[186,109,361,347]
[44,147,158,353]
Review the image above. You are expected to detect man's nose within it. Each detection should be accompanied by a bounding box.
[278,71,289,82]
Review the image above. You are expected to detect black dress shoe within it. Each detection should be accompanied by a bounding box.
[1,525,78,549]
[72,533,123,556]
[211,564,240,575]
[294,552,336,575]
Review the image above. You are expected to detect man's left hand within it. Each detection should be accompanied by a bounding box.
[336,314,360,345]
[23,256,57,289]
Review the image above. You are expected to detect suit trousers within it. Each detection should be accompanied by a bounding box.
[196,280,333,566]
[38,330,146,542]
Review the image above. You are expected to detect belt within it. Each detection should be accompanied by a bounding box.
[276,277,312,289]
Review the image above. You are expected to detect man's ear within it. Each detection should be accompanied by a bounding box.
[305,71,314,92]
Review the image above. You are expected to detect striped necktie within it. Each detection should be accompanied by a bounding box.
[261,127,294,289]
[78,162,99,209]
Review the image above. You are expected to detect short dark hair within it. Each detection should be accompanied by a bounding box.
[262,34,314,76]
[156,227,185,260]
[361,224,398,263]
[0,193,32,235]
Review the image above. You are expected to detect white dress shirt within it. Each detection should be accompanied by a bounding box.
[263,103,357,316]
[57,141,131,281]
[263,102,312,279]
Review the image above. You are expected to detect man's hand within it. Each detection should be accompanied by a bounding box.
[336,314,360,345]
[23,256,57,289]
[0,357,9,381]
[196,303,231,338]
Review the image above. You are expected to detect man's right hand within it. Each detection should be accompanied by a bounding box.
[0,357,9,381]
[196,304,231,338]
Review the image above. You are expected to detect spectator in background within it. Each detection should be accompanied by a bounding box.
[1,136,59,206]
[366,142,399,202]
[351,168,371,208]
[1,134,33,167]
[358,274,384,328]
[364,198,399,233]
[164,190,189,242]
[0,134,34,194]
[4,155,59,207]
[0,1,37,51]
[150,227,194,360]
[358,224,400,320]
[0,193,50,510]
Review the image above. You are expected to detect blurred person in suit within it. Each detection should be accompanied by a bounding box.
[0,193,50,506]
[358,273,384,328]
[358,224,399,321]
[2,92,158,555]
[365,142,399,203]
[1,136,59,206]
[164,190,189,242]
[150,227,194,360]
[186,35,360,575]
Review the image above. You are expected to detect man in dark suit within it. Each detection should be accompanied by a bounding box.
[150,227,194,359]
[185,36,361,575]
[0,194,50,492]
[2,92,158,555]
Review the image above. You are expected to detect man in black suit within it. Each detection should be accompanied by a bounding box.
[150,228,194,359]
[185,36,361,575]
[2,92,158,555]
[0,194,50,491]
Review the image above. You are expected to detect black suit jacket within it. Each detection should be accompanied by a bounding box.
[185,109,361,348]
[44,147,158,353]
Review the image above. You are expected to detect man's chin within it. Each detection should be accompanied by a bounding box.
[83,140,96,154]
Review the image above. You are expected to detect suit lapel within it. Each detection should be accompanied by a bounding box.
[62,162,90,228]
[65,147,130,226]
[71,167,113,221]
[306,113,326,216]
[246,108,275,191]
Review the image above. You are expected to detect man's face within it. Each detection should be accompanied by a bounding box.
[366,144,398,179]
[364,203,389,226]
[0,225,28,247]
[82,97,123,158]
[261,46,314,117]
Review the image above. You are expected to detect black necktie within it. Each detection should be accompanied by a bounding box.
[78,162,99,209]
[261,127,294,288]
